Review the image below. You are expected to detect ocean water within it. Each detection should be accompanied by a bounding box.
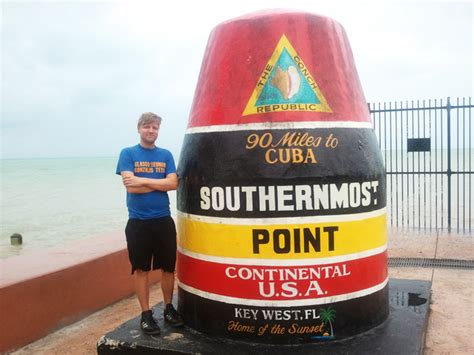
[0,157,177,259]
[1,150,471,259]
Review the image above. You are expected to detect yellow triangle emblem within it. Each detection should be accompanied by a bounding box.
[243,34,332,116]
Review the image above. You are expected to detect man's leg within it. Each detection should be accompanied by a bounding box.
[136,269,161,334]
[155,217,183,327]
[126,220,161,334]
[135,269,150,311]
[162,270,184,327]
[161,271,175,305]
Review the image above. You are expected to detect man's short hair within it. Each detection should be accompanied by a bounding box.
[137,112,162,129]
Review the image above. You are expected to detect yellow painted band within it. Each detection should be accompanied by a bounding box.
[177,213,386,259]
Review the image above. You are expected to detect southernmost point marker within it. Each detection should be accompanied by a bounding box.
[176,9,388,343]
[97,10,432,354]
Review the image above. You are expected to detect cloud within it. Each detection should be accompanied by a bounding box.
[1,0,472,158]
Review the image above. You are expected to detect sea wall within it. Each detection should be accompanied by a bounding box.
[0,231,161,353]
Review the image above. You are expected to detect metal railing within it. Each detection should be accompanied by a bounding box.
[369,97,473,233]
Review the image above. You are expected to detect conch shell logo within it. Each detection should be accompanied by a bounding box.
[271,66,301,100]
[242,34,331,115]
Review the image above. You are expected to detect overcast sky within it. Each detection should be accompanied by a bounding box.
[1,0,472,159]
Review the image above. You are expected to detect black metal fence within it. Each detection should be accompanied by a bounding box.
[369,97,473,233]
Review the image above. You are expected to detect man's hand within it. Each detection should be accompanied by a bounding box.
[120,171,177,193]
[120,171,153,193]
[122,174,145,188]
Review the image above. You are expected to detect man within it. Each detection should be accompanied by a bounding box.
[116,112,183,335]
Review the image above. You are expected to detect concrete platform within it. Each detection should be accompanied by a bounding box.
[96,279,431,354]
[9,228,473,354]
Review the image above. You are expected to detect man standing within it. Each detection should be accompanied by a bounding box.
[116,112,183,335]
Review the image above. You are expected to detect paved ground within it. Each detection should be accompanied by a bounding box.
[388,229,473,354]
[11,228,473,354]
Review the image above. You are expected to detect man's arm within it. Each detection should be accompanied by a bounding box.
[121,171,178,193]
[120,171,154,194]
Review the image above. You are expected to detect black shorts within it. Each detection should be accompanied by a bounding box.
[125,216,177,274]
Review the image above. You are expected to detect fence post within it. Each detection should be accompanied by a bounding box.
[446,97,452,231]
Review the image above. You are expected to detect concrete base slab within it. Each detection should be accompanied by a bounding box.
[97,278,431,354]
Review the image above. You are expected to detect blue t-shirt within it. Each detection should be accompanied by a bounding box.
[116,144,176,220]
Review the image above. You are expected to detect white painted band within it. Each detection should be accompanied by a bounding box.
[178,277,389,307]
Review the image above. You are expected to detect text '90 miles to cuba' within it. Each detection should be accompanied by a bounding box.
[245,131,339,164]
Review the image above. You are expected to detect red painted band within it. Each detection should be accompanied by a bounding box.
[177,251,387,301]
[188,11,370,128]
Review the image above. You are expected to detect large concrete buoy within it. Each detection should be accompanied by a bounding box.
[177,10,387,344]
